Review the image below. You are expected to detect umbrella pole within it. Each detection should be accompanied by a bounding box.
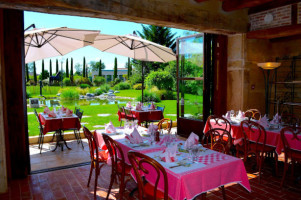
[142,61,144,103]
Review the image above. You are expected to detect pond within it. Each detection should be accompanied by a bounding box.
[39,98,134,107]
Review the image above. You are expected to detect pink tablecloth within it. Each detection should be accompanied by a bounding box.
[118,109,163,124]
[143,150,251,200]
[39,113,81,135]
[203,120,301,154]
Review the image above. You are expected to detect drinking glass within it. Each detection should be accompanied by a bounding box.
[191,145,200,162]
[230,110,235,118]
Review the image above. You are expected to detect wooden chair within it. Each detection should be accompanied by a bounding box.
[83,126,108,199]
[157,118,172,134]
[236,120,278,182]
[124,108,137,121]
[102,134,132,200]
[207,115,231,133]
[118,105,126,127]
[203,128,232,154]
[245,109,261,120]
[281,113,300,127]
[280,127,301,188]
[128,151,169,200]
[34,109,45,154]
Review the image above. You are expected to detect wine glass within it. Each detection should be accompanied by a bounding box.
[191,145,200,163]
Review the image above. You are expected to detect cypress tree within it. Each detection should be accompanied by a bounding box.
[70,58,74,82]
[33,62,37,84]
[66,58,69,77]
[41,59,45,80]
[113,57,118,80]
[83,57,86,77]
[25,63,29,82]
[86,66,88,78]
[98,59,102,76]
[49,60,52,76]
[56,59,59,74]
[127,57,131,78]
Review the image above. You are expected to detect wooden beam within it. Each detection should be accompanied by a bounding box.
[0,0,248,33]
[222,0,273,12]
[248,0,301,14]
[247,24,301,39]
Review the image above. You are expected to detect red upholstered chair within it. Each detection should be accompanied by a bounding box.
[237,120,278,182]
[83,126,108,199]
[280,127,301,188]
[118,105,126,127]
[102,134,132,200]
[124,108,137,121]
[128,151,170,200]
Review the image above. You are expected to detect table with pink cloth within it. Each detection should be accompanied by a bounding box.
[140,149,251,200]
[118,108,163,125]
[203,119,301,154]
[39,113,81,135]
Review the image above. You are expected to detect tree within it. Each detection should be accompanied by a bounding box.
[127,57,132,78]
[49,60,52,76]
[83,57,86,77]
[56,59,59,74]
[98,59,102,76]
[65,58,69,77]
[25,63,29,82]
[33,61,37,84]
[113,57,118,80]
[70,58,74,82]
[41,59,45,80]
[75,63,81,75]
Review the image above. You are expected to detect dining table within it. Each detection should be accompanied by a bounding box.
[39,112,81,151]
[118,107,164,125]
[203,118,301,155]
[94,126,251,200]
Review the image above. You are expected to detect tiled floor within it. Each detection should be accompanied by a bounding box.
[30,139,90,171]
[0,159,301,200]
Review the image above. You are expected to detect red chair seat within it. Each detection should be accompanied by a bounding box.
[144,182,165,200]
[94,150,109,162]
[120,112,126,118]
[117,161,132,175]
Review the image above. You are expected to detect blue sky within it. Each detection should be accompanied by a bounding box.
[24,11,191,73]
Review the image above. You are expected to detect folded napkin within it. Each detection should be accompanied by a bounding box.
[61,106,67,113]
[224,111,231,121]
[184,132,199,150]
[135,102,142,111]
[158,134,177,146]
[150,102,156,110]
[105,121,117,133]
[236,110,245,120]
[258,114,269,128]
[126,101,132,108]
[125,127,143,144]
[270,113,281,125]
[161,143,178,162]
[48,111,57,118]
[66,109,73,117]
[147,123,158,134]
[44,107,50,114]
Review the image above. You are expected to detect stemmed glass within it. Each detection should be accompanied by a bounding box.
[190,145,200,163]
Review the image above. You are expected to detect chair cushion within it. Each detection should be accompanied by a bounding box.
[144,182,165,199]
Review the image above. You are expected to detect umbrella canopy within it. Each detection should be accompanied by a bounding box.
[24,27,99,63]
[91,33,176,63]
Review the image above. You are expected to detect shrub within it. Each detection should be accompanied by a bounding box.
[114,82,131,90]
[136,90,161,103]
[113,78,121,86]
[76,87,89,95]
[60,88,79,100]
[28,80,36,86]
[80,84,90,89]
[145,70,174,90]
[94,88,103,96]
[75,77,92,86]
[100,84,110,93]
[94,76,106,86]
[63,78,71,86]
[133,83,143,90]
[26,91,32,99]
[129,73,142,85]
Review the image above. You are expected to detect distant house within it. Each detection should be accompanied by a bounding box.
[91,68,128,82]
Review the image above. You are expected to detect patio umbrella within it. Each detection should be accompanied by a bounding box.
[24,27,100,63]
[91,33,176,101]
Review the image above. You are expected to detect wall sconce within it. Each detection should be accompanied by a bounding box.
[257,62,281,116]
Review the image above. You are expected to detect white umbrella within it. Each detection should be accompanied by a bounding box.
[24,27,99,63]
[92,33,176,101]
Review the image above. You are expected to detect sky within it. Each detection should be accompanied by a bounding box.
[24,11,191,73]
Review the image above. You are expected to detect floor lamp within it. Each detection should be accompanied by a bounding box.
[257,62,281,117]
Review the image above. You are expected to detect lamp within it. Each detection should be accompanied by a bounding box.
[257,62,281,116]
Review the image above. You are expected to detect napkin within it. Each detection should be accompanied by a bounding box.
[48,111,57,118]
[61,106,67,113]
[224,111,231,121]
[43,107,50,114]
[105,121,117,133]
[161,143,178,162]
[150,102,156,110]
[66,109,73,116]
[147,123,158,134]
[258,114,269,128]
[236,110,245,120]
[158,134,177,146]
[125,127,143,144]
[126,101,132,108]
[136,102,142,111]
[270,113,281,125]
[184,132,199,150]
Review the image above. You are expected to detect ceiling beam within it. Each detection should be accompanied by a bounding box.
[222,0,274,12]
